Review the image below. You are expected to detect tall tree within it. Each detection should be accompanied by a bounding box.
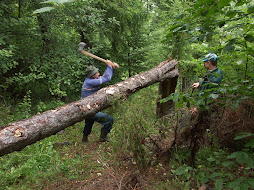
[162,0,254,106]
[93,0,149,77]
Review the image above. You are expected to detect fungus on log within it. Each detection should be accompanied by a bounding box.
[0,60,179,156]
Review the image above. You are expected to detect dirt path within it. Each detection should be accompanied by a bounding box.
[32,124,178,190]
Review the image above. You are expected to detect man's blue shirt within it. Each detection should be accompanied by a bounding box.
[81,66,113,98]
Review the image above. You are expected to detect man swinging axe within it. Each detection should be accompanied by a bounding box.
[78,42,119,143]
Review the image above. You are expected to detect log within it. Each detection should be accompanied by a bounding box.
[0,60,179,156]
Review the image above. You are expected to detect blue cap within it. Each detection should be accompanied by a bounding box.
[202,53,218,62]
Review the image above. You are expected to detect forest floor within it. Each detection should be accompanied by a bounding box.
[2,94,253,190]
[28,99,254,190]
[27,124,179,190]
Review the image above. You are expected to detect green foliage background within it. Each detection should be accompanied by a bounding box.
[0,0,253,189]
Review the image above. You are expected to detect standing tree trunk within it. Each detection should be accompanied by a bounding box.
[18,0,21,18]
[128,52,131,77]
[0,60,178,157]
[156,76,178,117]
[80,31,92,49]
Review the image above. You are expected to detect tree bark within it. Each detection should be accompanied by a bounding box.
[0,60,179,157]
[156,76,178,117]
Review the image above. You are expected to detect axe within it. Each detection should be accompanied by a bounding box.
[78,42,119,69]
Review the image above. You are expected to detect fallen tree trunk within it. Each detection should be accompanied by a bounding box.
[0,60,179,157]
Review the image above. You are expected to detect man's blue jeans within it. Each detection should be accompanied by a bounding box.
[83,112,114,137]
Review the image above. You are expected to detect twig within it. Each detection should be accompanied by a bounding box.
[79,175,100,186]
[166,109,180,157]
[135,184,147,190]
[139,122,162,152]
[132,183,139,190]
[201,0,220,15]
[118,171,128,190]
[0,95,7,107]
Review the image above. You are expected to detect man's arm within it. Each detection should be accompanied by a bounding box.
[209,71,223,84]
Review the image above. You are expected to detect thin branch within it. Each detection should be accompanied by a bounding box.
[0,95,7,107]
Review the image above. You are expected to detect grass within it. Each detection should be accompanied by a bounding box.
[0,120,107,190]
[0,85,160,189]
[1,84,253,189]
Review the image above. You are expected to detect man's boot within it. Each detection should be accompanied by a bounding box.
[82,135,88,143]
[99,131,109,142]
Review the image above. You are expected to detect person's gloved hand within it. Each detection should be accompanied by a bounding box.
[105,60,119,69]
[112,62,119,69]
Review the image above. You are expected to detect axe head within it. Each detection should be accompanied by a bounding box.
[78,42,87,52]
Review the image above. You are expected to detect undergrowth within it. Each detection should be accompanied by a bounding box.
[110,85,159,167]
[0,123,92,190]
[0,85,254,189]
[169,137,254,189]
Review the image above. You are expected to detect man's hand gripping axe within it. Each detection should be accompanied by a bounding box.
[78,42,119,69]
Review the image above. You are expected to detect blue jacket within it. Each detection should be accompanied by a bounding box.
[81,66,113,98]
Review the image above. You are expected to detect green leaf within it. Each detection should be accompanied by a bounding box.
[210,172,220,178]
[175,13,185,19]
[166,23,182,32]
[174,166,185,175]
[217,0,231,8]
[226,10,237,18]
[176,101,182,108]
[218,87,227,93]
[173,92,180,102]
[236,0,246,6]
[215,178,223,190]
[41,0,74,4]
[227,151,250,165]
[247,5,254,14]
[222,161,234,168]
[218,20,226,27]
[41,0,59,4]
[224,39,236,52]
[33,7,55,14]
[160,94,173,103]
[186,101,190,108]
[199,34,205,41]
[227,179,241,188]
[244,35,254,42]
[173,26,183,33]
[232,102,239,110]
[247,178,254,188]
[185,180,191,189]
[240,96,249,100]
[245,138,254,148]
[234,132,253,140]
[210,93,219,99]
[240,183,249,190]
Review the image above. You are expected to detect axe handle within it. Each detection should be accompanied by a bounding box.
[80,50,107,63]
